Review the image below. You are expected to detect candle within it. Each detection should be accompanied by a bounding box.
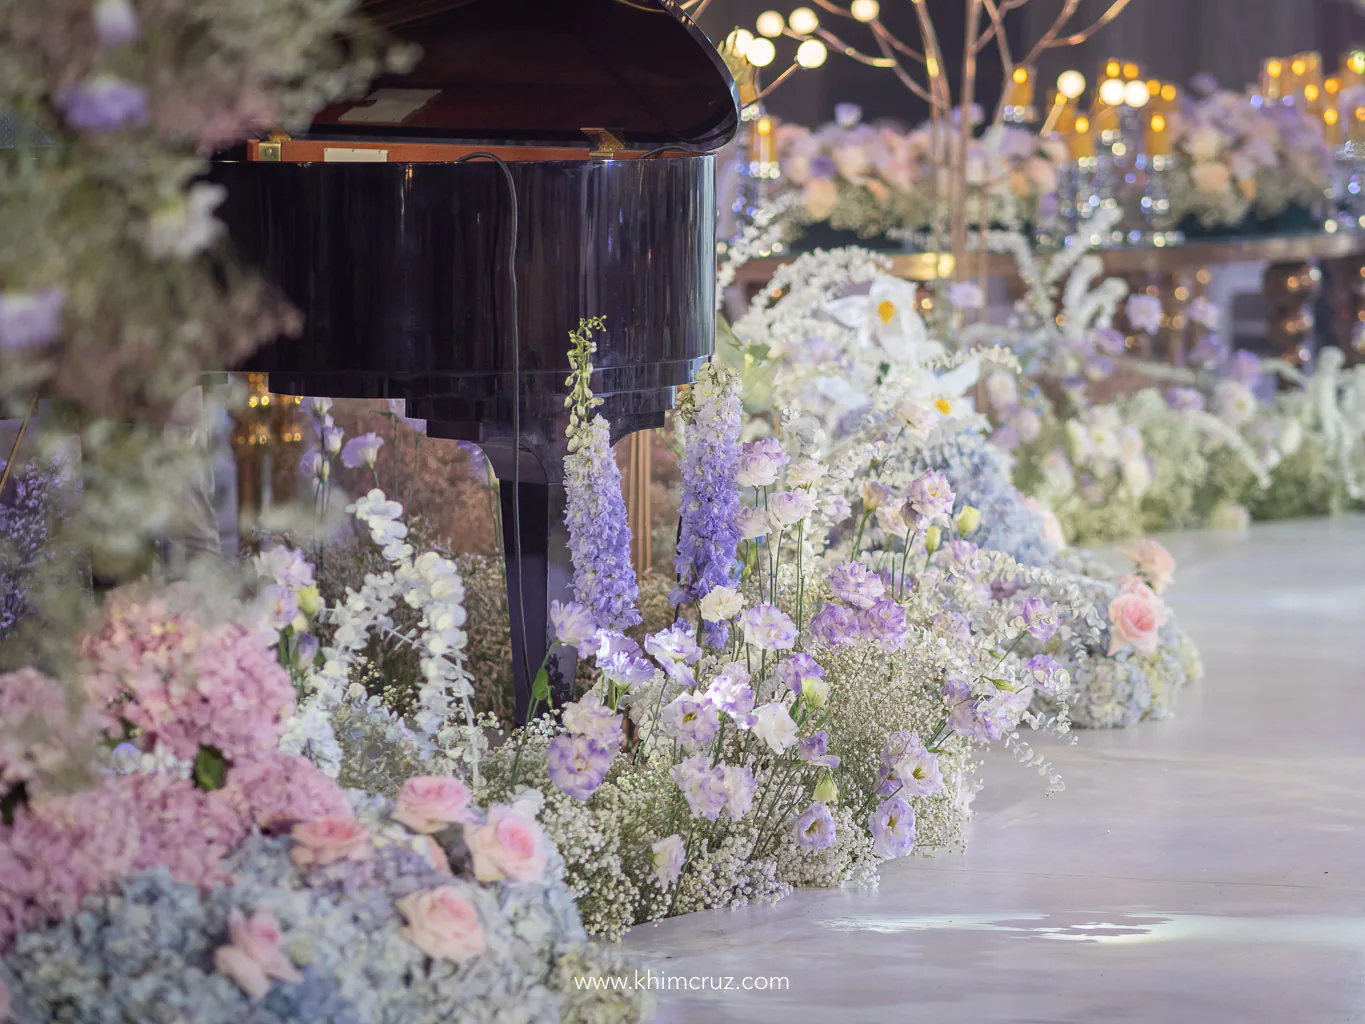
[1004,65,1035,121]
[1043,90,1076,136]
[1070,115,1095,160]
[1324,107,1343,147]
[1262,58,1284,101]
[1146,111,1171,156]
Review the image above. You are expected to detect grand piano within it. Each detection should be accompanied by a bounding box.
[212,0,738,718]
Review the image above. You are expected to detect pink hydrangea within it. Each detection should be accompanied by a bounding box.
[123,774,249,888]
[223,751,353,831]
[0,668,106,798]
[81,588,295,761]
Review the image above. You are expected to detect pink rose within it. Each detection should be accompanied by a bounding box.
[464,805,548,883]
[213,907,301,999]
[391,776,473,834]
[289,817,370,867]
[396,886,487,963]
[1107,590,1163,655]
[1117,538,1175,594]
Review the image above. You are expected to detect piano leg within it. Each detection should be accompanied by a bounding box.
[483,443,578,723]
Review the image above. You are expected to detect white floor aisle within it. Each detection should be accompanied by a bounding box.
[621,517,1365,1023]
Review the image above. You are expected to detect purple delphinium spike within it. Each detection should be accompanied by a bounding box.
[672,363,743,645]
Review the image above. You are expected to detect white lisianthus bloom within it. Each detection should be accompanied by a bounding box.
[699,585,743,622]
[749,702,798,753]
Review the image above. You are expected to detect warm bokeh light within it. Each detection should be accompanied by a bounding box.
[1267,59,1283,77]
[1305,83,1321,102]
[1325,109,1340,126]
[1075,115,1090,132]
[727,28,754,57]
[1013,67,1030,85]
[850,0,880,22]
[1123,80,1151,108]
[1098,77,1126,106]
[1105,59,1121,77]
[1150,113,1167,132]
[788,6,819,34]
[1349,51,1365,75]
[796,38,828,68]
[1057,70,1086,99]
[1161,83,1177,102]
[756,10,784,37]
[1291,58,1307,76]
[746,36,776,67]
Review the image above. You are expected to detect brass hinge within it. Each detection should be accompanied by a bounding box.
[582,127,626,159]
[257,129,292,162]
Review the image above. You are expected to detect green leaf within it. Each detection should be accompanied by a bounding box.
[531,667,551,702]
[193,745,228,792]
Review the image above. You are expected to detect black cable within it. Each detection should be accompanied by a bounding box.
[455,152,533,702]
[636,144,700,159]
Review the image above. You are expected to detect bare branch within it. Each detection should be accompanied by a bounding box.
[810,26,901,69]
[749,62,804,105]
[1047,0,1134,48]
[866,23,933,102]
[1017,0,1081,69]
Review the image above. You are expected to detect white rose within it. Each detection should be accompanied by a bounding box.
[749,703,798,753]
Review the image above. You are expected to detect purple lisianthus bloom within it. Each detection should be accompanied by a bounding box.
[0,288,65,352]
[60,75,148,132]
[295,632,319,664]
[1019,597,1059,641]
[796,730,841,770]
[901,470,955,529]
[720,765,758,819]
[670,754,729,819]
[860,598,909,649]
[734,437,789,488]
[861,480,896,511]
[826,561,885,610]
[741,603,798,651]
[735,505,770,540]
[990,577,1024,603]
[703,663,755,717]
[547,732,614,800]
[595,631,658,688]
[1024,654,1069,696]
[661,658,698,689]
[645,621,703,665]
[869,796,916,859]
[1188,332,1229,370]
[933,609,972,641]
[889,733,942,797]
[767,489,815,530]
[809,602,862,649]
[299,447,327,483]
[1226,350,1262,387]
[794,801,837,850]
[264,583,301,630]
[990,424,1020,451]
[1188,296,1221,330]
[776,652,825,695]
[1093,326,1127,356]
[940,539,979,572]
[561,694,625,747]
[1165,387,1206,411]
[341,431,384,469]
[808,155,837,181]
[551,600,599,655]
[660,693,721,752]
[947,280,985,310]
[1126,294,1164,335]
[944,679,1011,742]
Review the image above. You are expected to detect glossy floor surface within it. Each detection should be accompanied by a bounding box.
[623,517,1365,1023]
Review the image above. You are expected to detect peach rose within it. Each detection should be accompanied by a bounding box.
[1117,538,1176,594]
[396,886,486,964]
[289,817,370,867]
[391,776,473,834]
[213,908,301,999]
[464,805,548,883]
[1107,590,1163,655]
[1190,161,1232,195]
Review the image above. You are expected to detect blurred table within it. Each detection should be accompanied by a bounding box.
[732,232,1365,366]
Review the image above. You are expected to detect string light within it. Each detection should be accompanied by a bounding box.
[850,0,880,22]
[1098,77,1126,106]
[726,28,754,57]
[1057,70,1086,99]
[788,6,819,34]
[756,10,784,37]
[1123,80,1150,108]
[796,38,828,68]
[746,36,777,67]
[1160,83,1177,102]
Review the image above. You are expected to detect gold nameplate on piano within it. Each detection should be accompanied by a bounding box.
[324,147,390,162]
[583,128,626,159]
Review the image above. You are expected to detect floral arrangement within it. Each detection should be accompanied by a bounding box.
[774,104,1064,242]
[0,454,69,644]
[0,590,646,1022]
[1167,87,1332,229]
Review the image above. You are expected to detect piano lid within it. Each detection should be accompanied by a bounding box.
[309,0,738,151]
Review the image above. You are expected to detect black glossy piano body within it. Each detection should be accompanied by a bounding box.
[212,0,738,717]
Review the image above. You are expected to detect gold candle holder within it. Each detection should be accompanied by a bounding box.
[1070,115,1096,160]
[1146,110,1171,156]
[1003,65,1036,122]
[1325,107,1343,147]
[1262,58,1284,101]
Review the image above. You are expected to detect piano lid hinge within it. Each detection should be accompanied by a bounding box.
[582,128,626,159]
[257,129,292,162]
